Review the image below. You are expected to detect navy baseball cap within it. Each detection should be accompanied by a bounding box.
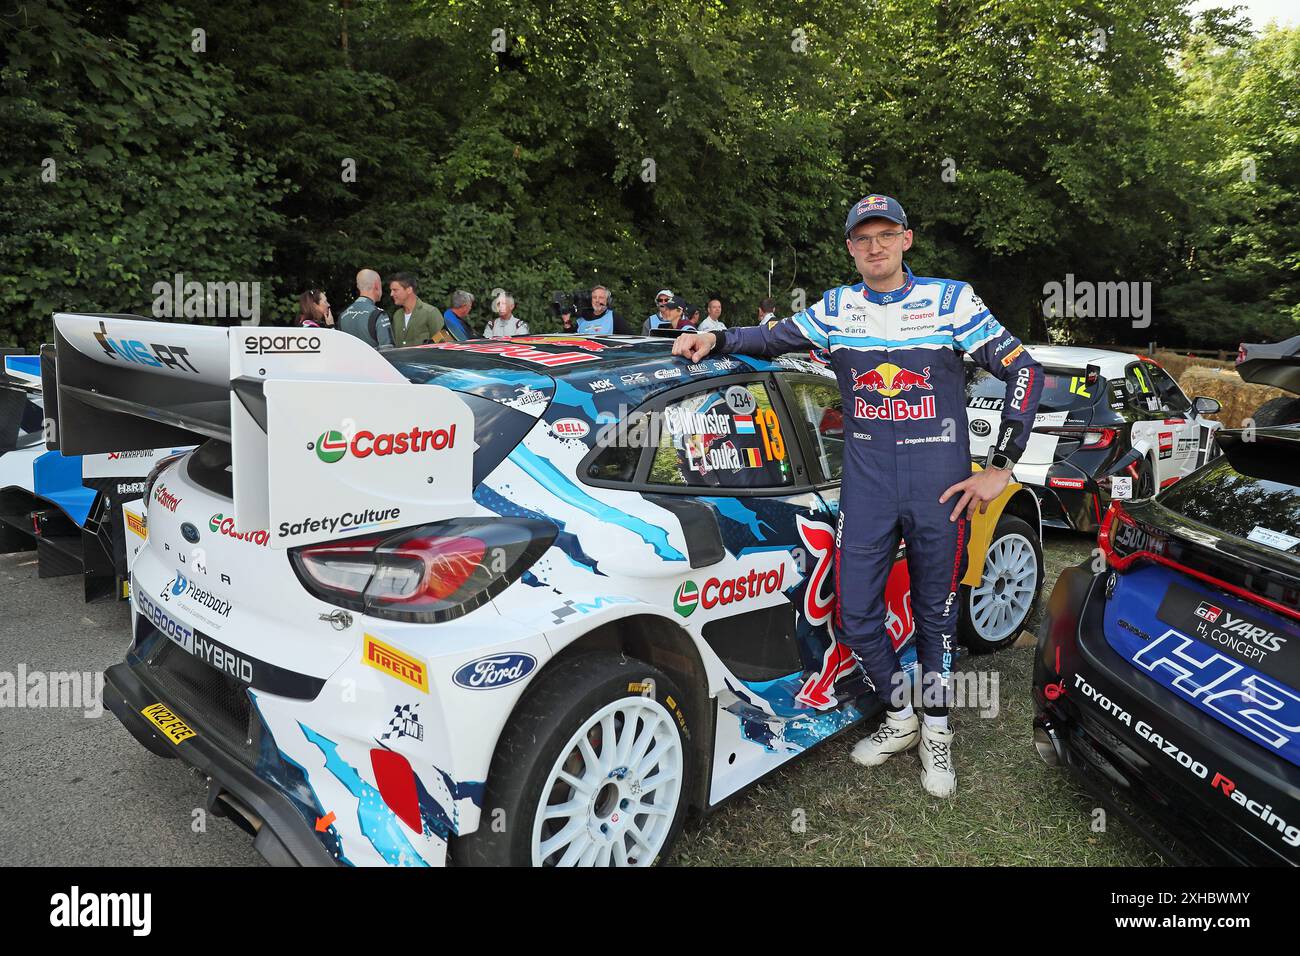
[844,194,908,236]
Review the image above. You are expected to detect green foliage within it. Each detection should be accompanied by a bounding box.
[0,0,286,347]
[0,0,1294,349]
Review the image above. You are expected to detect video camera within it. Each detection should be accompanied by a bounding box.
[549,289,615,321]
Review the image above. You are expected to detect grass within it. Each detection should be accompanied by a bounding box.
[671,530,1164,866]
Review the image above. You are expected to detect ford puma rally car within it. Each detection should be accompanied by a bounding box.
[53,314,1042,867]
[966,346,1221,533]
[1035,425,1300,864]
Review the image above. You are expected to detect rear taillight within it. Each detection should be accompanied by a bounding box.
[290,517,556,623]
[1097,501,1167,570]
[143,452,186,504]
[1033,425,1115,450]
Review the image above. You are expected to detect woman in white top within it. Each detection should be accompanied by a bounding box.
[484,292,529,338]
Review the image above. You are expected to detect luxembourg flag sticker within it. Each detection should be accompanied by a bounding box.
[734,415,755,434]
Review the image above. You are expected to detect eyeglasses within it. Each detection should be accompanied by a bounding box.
[656,297,670,305]
[849,230,906,250]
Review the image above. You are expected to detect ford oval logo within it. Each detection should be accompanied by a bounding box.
[181,522,200,543]
[901,298,934,310]
[970,419,992,437]
[453,652,537,690]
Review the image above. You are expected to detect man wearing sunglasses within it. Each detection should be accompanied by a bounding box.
[642,289,676,335]
[672,194,1043,797]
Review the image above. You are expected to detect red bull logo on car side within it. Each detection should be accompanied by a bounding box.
[850,363,936,421]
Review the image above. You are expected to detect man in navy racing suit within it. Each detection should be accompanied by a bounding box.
[672,194,1043,797]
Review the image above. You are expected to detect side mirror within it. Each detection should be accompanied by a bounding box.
[1192,396,1221,416]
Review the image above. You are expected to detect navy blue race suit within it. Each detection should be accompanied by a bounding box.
[713,266,1043,709]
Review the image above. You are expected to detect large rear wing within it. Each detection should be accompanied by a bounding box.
[51,314,478,547]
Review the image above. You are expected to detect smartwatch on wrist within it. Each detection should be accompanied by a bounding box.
[987,451,1015,472]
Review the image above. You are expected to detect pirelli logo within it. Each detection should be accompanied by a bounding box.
[141,702,197,745]
[125,510,147,539]
[362,635,429,693]
[1000,344,1025,367]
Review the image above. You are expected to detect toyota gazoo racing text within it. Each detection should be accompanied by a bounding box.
[51,314,1041,867]
[1034,423,1300,864]
[965,346,1221,533]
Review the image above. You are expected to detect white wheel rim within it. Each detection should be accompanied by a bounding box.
[968,532,1038,643]
[530,696,684,867]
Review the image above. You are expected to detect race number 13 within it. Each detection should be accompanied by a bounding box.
[757,409,786,461]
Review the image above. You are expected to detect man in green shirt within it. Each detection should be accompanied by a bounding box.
[388,273,447,347]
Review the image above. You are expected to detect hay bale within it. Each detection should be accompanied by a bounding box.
[1152,350,1234,383]
[1178,366,1290,429]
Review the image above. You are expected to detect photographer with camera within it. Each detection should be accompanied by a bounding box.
[554,285,626,335]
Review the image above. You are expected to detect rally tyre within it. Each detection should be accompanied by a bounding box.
[958,514,1042,653]
[1251,396,1300,428]
[1136,455,1156,499]
[454,653,694,867]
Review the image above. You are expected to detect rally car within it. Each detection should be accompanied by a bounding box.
[0,351,181,600]
[52,314,1043,867]
[1236,332,1300,426]
[1034,424,1300,864]
[965,346,1221,533]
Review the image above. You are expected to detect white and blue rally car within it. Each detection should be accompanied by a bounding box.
[51,314,1043,866]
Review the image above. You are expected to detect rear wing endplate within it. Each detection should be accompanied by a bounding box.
[51,314,478,547]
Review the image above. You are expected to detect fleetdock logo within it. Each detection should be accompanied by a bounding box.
[166,571,233,618]
[151,482,181,512]
[850,363,935,421]
[244,333,321,355]
[363,635,429,693]
[209,513,269,547]
[312,424,458,464]
[673,564,786,618]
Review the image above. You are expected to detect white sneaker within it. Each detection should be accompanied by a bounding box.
[851,711,919,767]
[919,723,957,797]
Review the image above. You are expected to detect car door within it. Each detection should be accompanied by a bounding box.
[1143,361,1218,480]
[602,372,839,690]
[1120,360,1173,489]
[771,370,919,707]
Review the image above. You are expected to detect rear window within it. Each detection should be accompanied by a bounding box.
[966,366,1102,413]
[1160,442,1300,553]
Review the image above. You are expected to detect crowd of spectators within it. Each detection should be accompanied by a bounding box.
[300,269,753,350]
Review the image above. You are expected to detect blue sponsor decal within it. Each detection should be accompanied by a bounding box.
[181,522,200,543]
[1105,565,1300,767]
[453,652,538,690]
[901,298,933,310]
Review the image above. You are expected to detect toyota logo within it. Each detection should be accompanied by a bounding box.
[970,419,991,437]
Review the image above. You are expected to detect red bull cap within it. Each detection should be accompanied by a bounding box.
[845,194,909,236]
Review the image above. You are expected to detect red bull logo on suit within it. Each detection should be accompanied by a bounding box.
[850,363,936,421]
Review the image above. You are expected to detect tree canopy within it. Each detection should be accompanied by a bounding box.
[0,0,1295,349]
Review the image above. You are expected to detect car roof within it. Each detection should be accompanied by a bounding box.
[387,334,833,404]
[1025,345,1138,372]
